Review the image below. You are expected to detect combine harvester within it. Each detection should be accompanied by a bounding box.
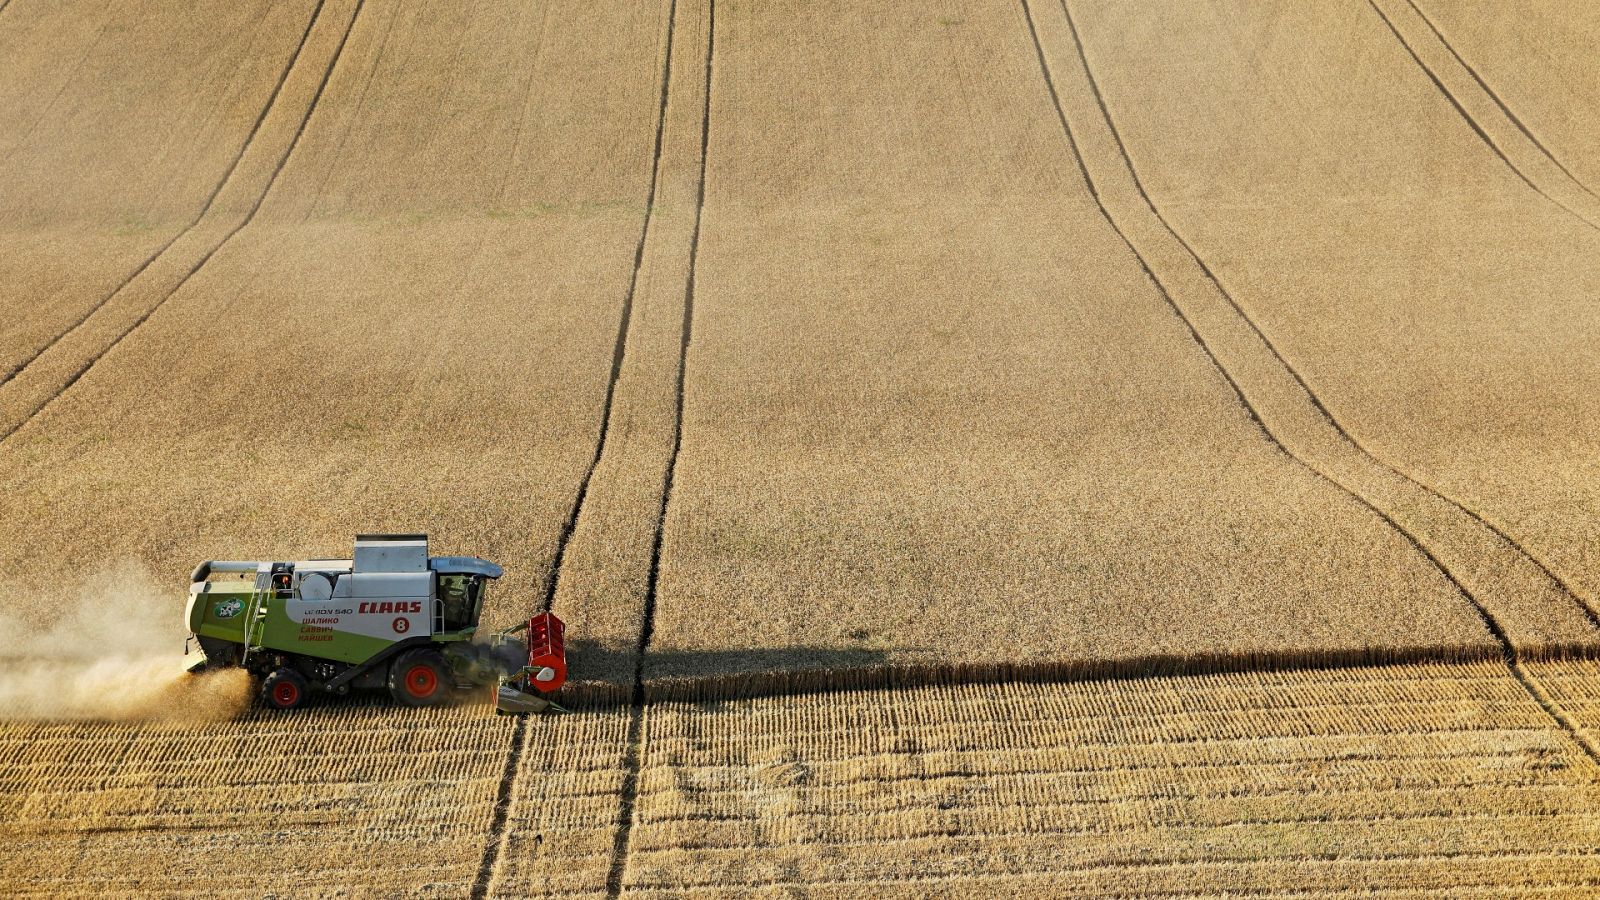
[184,533,566,712]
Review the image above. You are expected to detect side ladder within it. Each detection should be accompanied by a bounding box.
[239,568,272,666]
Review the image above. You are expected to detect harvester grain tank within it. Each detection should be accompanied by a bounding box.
[184,533,566,712]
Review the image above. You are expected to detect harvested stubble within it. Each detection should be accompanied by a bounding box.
[621,0,1498,693]
[0,701,517,897]
[0,0,666,628]
[1525,657,1600,744]
[1063,0,1600,631]
[0,0,320,378]
[478,707,635,899]
[615,661,1600,897]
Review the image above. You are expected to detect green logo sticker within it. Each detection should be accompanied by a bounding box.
[213,598,243,619]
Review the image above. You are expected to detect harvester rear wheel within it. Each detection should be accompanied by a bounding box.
[389,649,450,707]
[262,667,308,710]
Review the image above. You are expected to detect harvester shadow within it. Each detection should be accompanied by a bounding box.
[559,640,898,709]
[551,640,1600,711]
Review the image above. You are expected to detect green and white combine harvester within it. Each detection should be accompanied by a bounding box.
[184,533,567,712]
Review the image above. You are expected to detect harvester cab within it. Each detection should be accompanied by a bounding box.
[184,533,566,712]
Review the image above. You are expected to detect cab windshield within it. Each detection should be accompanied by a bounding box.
[437,573,487,631]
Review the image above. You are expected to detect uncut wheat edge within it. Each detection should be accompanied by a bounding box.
[549,640,1600,708]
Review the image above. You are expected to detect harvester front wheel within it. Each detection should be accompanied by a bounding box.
[262,667,309,711]
[389,649,450,707]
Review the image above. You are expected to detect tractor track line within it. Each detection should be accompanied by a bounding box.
[489,3,552,208]
[1053,0,1600,633]
[541,0,681,614]
[303,0,397,216]
[1028,0,1600,770]
[473,2,683,892]
[1364,0,1600,234]
[0,0,365,448]
[1022,0,1281,460]
[0,0,329,390]
[1403,0,1596,199]
[1026,0,1420,578]
[606,1,714,894]
[604,688,649,899]
[468,712,526,900]
[9,6,113,147]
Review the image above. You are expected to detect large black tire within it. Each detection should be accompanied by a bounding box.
[389,648,451,707]
[262,667,309,710]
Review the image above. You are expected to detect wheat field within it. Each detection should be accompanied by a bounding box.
[2,0,1599,895]
[1061,0,1600,632]
[1,701,519,896]
[618,661,1600,897]
[1388,0,1600,207]
[0,0,320,380]
[7,663,1600,897]
[0,0,664,623]
[637,0,1504,692]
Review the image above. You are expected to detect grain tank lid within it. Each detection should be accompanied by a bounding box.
[429,556,503,579]
[352,534,429,573]
[294,559,353,572]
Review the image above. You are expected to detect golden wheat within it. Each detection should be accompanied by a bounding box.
[0,0,321,378]
[1414,0,1600,192]
[0,0,665,632]
[632,0,1499,694]
[3,0,1600,897]
[1063,0,1600,635]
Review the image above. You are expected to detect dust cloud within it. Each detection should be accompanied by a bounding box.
[0,564,251,722]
